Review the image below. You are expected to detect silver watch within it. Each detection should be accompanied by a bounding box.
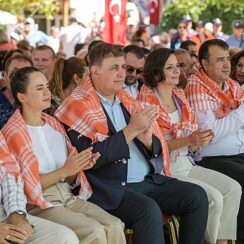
[14,210,27,217]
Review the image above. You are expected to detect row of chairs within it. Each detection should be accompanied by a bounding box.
[124,215,236,244]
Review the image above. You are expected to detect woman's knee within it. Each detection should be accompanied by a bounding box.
[207,189,223,215]
[227,179,242,200]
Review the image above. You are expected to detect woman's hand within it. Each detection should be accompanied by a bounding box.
[61,148,100,177]
[188,129,214,151]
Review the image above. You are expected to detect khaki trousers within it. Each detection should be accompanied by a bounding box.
[26,215,79,244]
[0,212,79,244]
[172,158,242,243]
[28,182,126,244]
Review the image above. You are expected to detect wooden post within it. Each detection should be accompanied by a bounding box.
[63,0,69,26]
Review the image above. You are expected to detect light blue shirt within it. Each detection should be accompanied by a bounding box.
[123,80,139,99]
[226,34,244,48]
[97,93,150,183]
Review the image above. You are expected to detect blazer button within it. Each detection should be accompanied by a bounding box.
[122,158,127,164]
[121,182,126,186]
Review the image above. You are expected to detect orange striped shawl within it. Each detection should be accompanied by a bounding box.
[55,78,171,176]
[2,110,92,209]
[138,85,198,139]
[0,131,20,183]
[185,68,244,119]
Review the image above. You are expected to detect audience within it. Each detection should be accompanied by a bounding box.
[123,45,145,98]
[55,42,209,244]
[31,45,56,80]
[185,39,244,243]
[230,50,244,88]
[2,67,126,244]
[0,131,79,244]
[227,20,244,49]
[48,57,88,115]
[0,54,33,129]
[138,47,241,244]
[174,48,192,89]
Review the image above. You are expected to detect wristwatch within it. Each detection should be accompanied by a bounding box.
[13,210,27,217]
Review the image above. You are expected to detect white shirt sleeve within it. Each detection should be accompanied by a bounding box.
[196,103,244,143]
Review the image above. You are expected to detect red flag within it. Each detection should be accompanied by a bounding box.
[104,0,127,45]
[147,0,161,25]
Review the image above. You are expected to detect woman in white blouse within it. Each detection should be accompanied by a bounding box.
[2,67,126,244]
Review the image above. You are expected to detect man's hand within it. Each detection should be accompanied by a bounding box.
[7,213,33,241]
[0,222,28,244]
[137,125,153,151]
[123,105,159,143]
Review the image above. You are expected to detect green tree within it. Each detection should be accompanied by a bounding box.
[161,0,244,34]
[0,0,59,19]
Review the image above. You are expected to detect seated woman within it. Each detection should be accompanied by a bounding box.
[48,57,88,115]
[230,50,244,88]
[137,48,242,244]
[2,67,126,244]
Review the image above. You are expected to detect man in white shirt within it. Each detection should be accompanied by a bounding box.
[0,132,78,244]
[185,39,244,244]
[60,17,88,58]
[123,45,145,98]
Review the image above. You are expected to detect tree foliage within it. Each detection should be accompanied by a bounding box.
[161,0,244,34]
[0,0,59,19]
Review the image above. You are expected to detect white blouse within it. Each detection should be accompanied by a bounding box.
[27,123,68,174]
[169,110,189,157]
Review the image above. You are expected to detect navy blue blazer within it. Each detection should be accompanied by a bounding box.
[64,103,172,210]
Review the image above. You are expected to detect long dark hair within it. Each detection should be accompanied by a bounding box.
[10,67,40,108]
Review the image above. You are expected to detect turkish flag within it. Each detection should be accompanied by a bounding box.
[104,0,127,45]
[147,0,161,25]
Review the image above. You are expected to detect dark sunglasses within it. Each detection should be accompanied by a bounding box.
[126,65,144,75]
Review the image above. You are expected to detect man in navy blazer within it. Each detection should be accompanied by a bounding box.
[58,42,208,244]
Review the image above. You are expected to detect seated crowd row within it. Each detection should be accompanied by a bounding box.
[0,39,244,244]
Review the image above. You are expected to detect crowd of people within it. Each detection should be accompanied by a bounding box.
[0,14,244,244]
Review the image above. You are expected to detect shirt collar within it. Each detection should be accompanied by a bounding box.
[96,91,121,106]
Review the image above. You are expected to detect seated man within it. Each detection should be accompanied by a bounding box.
[185,39,244,243]
[55,42,208,244]
[0,131,78,244]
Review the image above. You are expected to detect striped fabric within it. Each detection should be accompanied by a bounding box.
[0,131,20,183]
[2,110,92,209]
[185,68,244,119]
[138,85,198,138]
[55,78,171,176]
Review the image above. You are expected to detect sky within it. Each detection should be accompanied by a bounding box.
[70,0,105,25]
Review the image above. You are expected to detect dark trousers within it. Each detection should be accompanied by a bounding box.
[198,154,244,244]
[108,179,208,244]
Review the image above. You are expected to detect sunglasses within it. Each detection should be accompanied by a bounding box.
[126,65,144,75]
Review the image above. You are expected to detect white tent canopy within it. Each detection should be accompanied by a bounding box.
[0,10,18,25]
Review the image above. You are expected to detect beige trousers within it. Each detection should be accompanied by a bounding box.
[26,215,79,244]
[28,182,126,244]
[0,213,79,244]
[172,157,242,243]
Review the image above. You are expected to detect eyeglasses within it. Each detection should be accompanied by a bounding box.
[126,65,144,75]
[178,26,186,29]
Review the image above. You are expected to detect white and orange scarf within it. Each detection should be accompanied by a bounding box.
[185,68,244,119]
[138,85,198,138]
[55,78,171,176]
[2,110,92,209]
[0,131,20,183]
